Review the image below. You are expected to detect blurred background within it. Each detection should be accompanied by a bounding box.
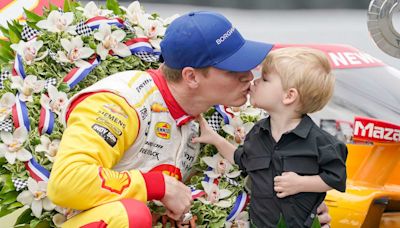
[88,0,400,68]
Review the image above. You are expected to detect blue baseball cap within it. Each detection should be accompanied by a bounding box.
[160,11,274,72]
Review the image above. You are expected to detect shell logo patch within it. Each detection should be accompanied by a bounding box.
[99,167,131,194]
[155,122,171,139]
[151,103,168,113]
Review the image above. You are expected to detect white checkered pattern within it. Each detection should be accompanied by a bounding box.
[124,21,136,34]
[49,50,59,62]
[75,20,92,37]
[12,178,28,191]
[21,25,40,41]
[0,118,13,132]
[134,51,160,62]
[45,78,57,89]
[0,71,10,89]
[207,112,224,132]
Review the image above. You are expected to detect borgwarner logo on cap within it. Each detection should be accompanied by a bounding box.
[216,27,235,45]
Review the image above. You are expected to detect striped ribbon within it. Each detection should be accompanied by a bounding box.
[190,186,206,200]
[203,167,219,185]
[85,16,125,30]
[12,54,26,78]
[11,94,30,131]
[25,157,50,182]
[214,105,234,124]
[226,191,249,222]
[125,37,158,55]
[63,57,100,88]
[38,101,55,135]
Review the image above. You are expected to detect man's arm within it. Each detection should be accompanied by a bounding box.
[47,92,165,210]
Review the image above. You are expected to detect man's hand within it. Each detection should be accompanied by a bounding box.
[160,174,193,221]
[317,202,331,228]
[273,172,302,198]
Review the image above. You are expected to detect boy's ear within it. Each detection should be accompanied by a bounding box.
[182,67,199,88]
[282,88,299,105]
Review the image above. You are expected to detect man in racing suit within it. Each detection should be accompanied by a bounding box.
[48,11,331,227]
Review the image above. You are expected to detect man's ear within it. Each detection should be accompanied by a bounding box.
[182,67,199,88]
[282,88,299,105]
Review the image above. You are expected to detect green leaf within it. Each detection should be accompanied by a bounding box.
[277,214,286,228]
[0,174,16,194]
[23,8,44,23]
[106,0,122,15]
[15,208,34,225]
[0,46,14,60]
[1,191,19,204]
[7,22,21,44]
[0,25,10,39]
[311,217,321,228]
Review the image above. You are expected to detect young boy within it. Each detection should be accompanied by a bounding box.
[193,47,347,227]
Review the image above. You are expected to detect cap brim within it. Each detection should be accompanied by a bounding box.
[214,41,273,72]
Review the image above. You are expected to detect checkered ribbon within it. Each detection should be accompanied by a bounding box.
[207,112,224,131]
[12,178,28,191]
[45,78,57,89]
[124,21,136,34]
[134,51,160,62]
[75,20,92,37]
[21,25,40,41]
[0,118,13,132]
[0,71,10,89]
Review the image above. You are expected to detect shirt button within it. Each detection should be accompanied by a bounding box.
[310,213,315,218]
[275,145,279,150]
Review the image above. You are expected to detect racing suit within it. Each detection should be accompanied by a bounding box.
[47,69,200,227]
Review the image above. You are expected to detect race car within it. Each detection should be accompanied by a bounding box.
[273,44,400,227]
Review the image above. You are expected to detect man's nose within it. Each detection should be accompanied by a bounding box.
[239,72,254,82]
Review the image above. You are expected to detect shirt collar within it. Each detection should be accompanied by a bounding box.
[147,69,195,126]
[259,115,314,139]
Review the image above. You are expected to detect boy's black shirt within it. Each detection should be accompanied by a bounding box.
[234,115,347,227]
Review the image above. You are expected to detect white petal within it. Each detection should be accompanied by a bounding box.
[47,85,58,100]
[4,152,16,164]
[225,222,233,228]
[71,36,84,48]
[0,93,16,108]
[35,144,49,153]
[16,149,32,162]
[14,127,28,143]
[53,214,67,227]
[219,189,232,199]
[215,200,232,208]
[98,23,111,37]
[97,44,109,60]
[94,31,105,41]
[197,197,210,205]
[33,80,45,93]
[57,51,70,63]
[27,178,39,193]
[226,171,241,178]
[17,191,34,205]
[36,20,48,29]
[111,30,126,42]
[60,39,72,52]
[40,94,51,108]
[31,200,43,218]
[43,197,56,211]
[112,43,131,57]
[201,181,213,195]
[0,131,13,144]
[222,125,235,136]
[0,144,7,156]
[149,39,161,50]
[74,60,91,68]
[202,156,217,168]
[78,47,94,59]
[32,40,43,51]
[204,171,220,179]
[64,12,74,25]
[11,77,23,89]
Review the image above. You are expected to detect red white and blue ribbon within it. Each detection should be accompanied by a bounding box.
[214,105,234,124]
[190,186,206,200]
[125,37,156,54]
[85,16,125,30]
[12,94,30,131]
[63,57,100,88]
[12,54,27,79]
[203,167,219,185]
[226,191,249,222]
[38,103,55,135]
[25,157,50,182]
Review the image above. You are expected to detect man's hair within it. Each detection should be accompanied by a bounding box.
[262,47,335,114]
[161,64,210,83]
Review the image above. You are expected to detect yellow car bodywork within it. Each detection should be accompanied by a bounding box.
[326,142,400,227]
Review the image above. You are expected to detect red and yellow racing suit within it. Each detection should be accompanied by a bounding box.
[47,69,200,227]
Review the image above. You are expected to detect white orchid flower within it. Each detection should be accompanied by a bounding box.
[0,127,32,164]
[198,181,232,208]
[225,211,250,228]
[76,1,113,19]
[40,85,68,115]
[136,16,165,50]
[94,23,131,60]
[120,1,144,25]
[36,11,75,34]
[0,93,16,122]
[53,206,81,226]
[202,153,241,179]
[227,105,262,118]
[16,178,56,218]
[162,14,179,26]
[35,135,60,162]
[10,39,48,65]
[223,117,254,145]
[11,75,45,102]
[57,36,94,67]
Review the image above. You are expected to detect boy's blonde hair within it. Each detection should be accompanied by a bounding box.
[262,47,335,114]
